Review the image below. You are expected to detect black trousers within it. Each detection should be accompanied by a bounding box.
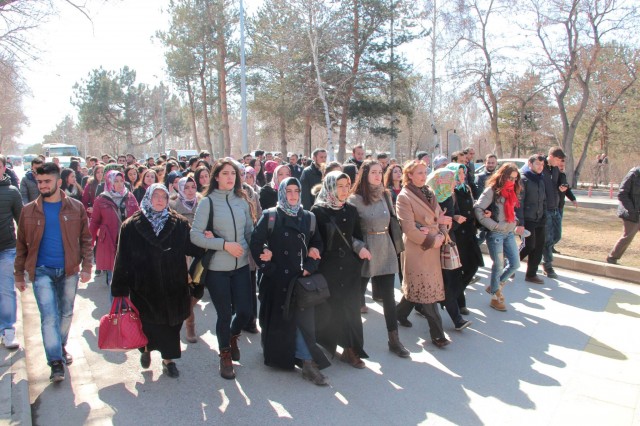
[360,275,398,331]
[442,269,464,327]
[520,223,546,277]
[396,297,445,340]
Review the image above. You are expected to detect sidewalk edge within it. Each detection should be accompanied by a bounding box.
[11,292,32,426]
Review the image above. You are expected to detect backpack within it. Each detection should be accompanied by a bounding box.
[265,208,316,238]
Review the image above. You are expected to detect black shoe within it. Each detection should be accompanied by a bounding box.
[606,256,617,265]
[455,320,472,331]
[459,307,470,316]
[552,248,560,254]
[95,270,102,276]
[544,268,558,279]
[162,361,179,378]
[62,347,73,365]
[140,351,151,369]
[397,317,413,328]
[50,361,65,382]
[243,323,259,334]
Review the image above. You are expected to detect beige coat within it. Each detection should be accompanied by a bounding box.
[396,187,446,304]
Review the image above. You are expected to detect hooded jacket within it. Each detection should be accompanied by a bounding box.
[516,164,546,225]
[19,170,39,205]
[0,174,23,251]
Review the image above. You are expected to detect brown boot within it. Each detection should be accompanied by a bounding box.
[219,349,235,380]
[230,334,241,361]
[490,294,507,311]
[185,298,197,343]
[301,360,328,386]
[388,330,410,358]
[340,348,365,369]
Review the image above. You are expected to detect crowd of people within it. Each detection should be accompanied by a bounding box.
[0,145,637,387]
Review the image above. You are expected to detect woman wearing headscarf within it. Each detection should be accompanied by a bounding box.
[395,160,451,347]
[82,164,104,219]
[348,160,410,358]
[446,163,484,315]
[425,166,471,331]
[169,176,203,343]
[259,164,291,210]
[190,159,254,380]
[90,170,139,290]
[311,171,369,369]
[474,163,524,311]
[111,184,202,378]
[250,177,328,386]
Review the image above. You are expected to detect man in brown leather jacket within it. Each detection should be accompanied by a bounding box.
[14,162,92,383]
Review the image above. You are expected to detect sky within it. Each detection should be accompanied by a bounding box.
[18,0,172,147]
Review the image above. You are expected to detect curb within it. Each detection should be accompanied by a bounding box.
[7,291,32,426]
[480,245,640,284]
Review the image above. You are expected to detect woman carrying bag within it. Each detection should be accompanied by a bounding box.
[111,184,202,378]
[250,177,328,386]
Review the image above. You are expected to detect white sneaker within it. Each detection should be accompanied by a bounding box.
[2,329,19,349]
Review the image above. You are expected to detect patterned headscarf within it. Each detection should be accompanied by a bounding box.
[426,168,456,203]
[277,177,302,216]
[176,176,198,211]
[141,183,170,236]
[104,170,128,198]
[315,171,350,210]
[271,164,290,189]
[445,162,468,192]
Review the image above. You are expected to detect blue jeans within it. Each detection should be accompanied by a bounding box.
[32,267,79,365]
[486,232,520,294]
[295,328,312,360]
[543,209,562,270]
[0,248,17,333]
[205,265,252,349]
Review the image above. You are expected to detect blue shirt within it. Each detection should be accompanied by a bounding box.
[36,201,65,268]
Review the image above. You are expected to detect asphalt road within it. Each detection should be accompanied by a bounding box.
[20,261,640,425]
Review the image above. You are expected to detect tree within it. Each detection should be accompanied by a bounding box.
[0,57,27,152]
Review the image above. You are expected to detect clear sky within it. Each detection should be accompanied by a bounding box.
[18,0,171,147]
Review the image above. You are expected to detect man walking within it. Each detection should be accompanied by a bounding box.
[0,155,23,349]
[475,154,497,198]
[542,147,567,279]
[517,155,547,284]
[300,148,326,209]
[607,166,640,264]
[14,162,93,382]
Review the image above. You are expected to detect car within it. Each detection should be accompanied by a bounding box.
[474,158,528,175]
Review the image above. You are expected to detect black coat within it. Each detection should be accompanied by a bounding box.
[300,163,323,210]
[310,204,367,358]
[453,187,484,270]
[258,184,278,210]
[250,207,327,370]
[517,169,547,226]
[111,210,203,326]
[618,167,640,223]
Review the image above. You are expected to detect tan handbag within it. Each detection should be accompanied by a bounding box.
[440,233,462,270]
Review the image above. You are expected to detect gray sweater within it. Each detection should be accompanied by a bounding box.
[190,189,253,271]
[473,187,518,234]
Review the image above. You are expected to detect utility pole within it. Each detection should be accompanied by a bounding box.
[240,0,249,154]
[389,0,396,159]
[160,82,166,154]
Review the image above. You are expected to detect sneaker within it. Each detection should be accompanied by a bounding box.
[525,275,544,285]
[455,320,472,331]
[62,347,73,365]
[50,361,65,382]
[2,329,19,349]
[459,307,470,315]
[469,276,480,285]
[162,361,179,378]
[544,268,559,279]
[606,256,617,265]
[431,337,451,348]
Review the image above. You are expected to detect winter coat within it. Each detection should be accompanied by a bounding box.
[190,189,253,271]
[310,204,367,358]
[89,192,139,271]
[111,210,203,326]
[453,187,484,269]
[258,184,277,210]
[542,159,561,210]
[0,174,22,251]
[300,163,323,210]
[517,167,547,226]
[169,193,203,225]
[19,171,39,205]
[288,163,303,180]
[474,170,493,199]
[617,167,640,223]
[395,187,446,304]
[249,207,327,370]
[474,187,518,234]
[348,193,399,277]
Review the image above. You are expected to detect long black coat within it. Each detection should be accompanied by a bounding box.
[310,204,367,358]
[250,207,327,370]
[258,184,277,210]
[111,210,203,326]
[454,187,484,285]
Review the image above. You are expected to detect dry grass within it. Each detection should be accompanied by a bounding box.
[558,206,640,268]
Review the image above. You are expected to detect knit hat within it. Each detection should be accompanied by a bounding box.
[432,155,449,170]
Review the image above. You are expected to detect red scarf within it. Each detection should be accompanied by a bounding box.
[502,181,519,223]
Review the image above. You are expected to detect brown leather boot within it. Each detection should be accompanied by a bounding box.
[219,349,235,380]
[301,360,328,386]
[185,297,198,343]
[340,348,365,369]
[230,334,241,361]
[388,330,410,358]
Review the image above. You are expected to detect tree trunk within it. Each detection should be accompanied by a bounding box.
[199,64,213,156]
[217,52,231,157]
[304,105,312,157]
[279,70,287,156]
[186,80,200,151]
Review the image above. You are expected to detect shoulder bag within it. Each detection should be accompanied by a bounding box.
[383,192,405,254]
[188,197,214,298]
[98,297,148,352]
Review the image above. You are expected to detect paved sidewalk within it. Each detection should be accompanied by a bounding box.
[19,263,640,425]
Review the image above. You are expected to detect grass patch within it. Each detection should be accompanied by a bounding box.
[558,207,640,268]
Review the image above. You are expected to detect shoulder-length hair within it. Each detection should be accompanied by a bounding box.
[351,159,388,205]
[136,168,158,188]
[384,163,403,188]
[400,160,427,187]
[486,162,522,196]
[206,159,256,222]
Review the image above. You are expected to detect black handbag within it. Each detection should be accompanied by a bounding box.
[284,273,330,319]
[384,192,405,254]
[188,197,214,297]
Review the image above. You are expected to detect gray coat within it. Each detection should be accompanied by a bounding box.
[19,172,39,205]
[169,193,202,225]
[474,187,518,234]
[190,189,253,271]
[348,194,398,277]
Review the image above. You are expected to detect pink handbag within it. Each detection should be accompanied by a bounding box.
[98,297,148,352]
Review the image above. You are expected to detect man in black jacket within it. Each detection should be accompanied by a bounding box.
[607,166,640,264]
[300,148,326,209]
[517,155,547,284]
[0,155,23,350]
[343,145,365,183]
[541,147,567,278]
